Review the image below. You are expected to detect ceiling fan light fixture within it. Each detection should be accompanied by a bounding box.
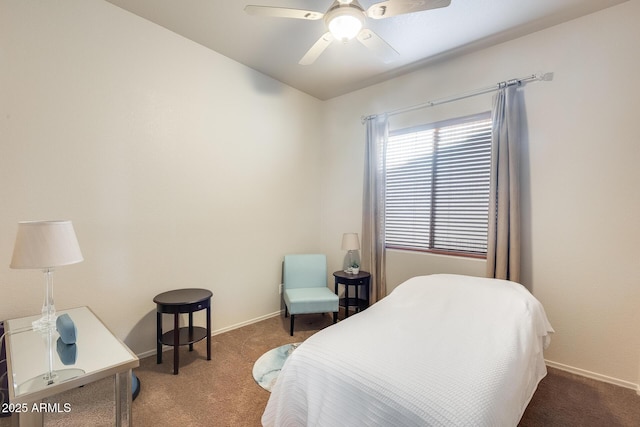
[326,7,364,42]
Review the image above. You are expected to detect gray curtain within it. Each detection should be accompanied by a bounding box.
[362,114,388,303]
[486,85,521,282]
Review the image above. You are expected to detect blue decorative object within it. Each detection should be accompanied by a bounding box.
[56,338,78,365]
[56,313,77,344]
[132,372,140,401]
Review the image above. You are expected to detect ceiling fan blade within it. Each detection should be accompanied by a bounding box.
[366,0,451,19]
[356,29,399,63]
[244,5,323,20]
[299,32,334,65]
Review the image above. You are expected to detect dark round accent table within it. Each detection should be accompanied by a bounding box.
[154,288,212,375]
[333,270,371,319]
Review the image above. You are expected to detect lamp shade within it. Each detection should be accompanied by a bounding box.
[10,220,83,269]
[341,233,360,251]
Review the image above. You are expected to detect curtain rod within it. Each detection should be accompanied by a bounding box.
[361,72,553,123]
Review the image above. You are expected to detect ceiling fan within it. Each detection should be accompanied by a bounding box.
[244,0,452,65]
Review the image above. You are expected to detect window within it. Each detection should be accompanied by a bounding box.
[385,112,492,257]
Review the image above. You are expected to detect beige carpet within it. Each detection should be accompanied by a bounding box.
[2,312,639,426]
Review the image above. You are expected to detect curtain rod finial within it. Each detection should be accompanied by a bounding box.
[535,71,554,81]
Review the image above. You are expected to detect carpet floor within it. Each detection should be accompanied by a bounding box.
[2,312,639,426]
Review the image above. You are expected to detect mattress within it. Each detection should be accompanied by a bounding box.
[262,274,554,426]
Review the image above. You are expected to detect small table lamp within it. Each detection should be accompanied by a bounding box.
[341,233,360,274]
[10,220,83,330]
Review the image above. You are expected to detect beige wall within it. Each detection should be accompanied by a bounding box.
[0,0,323,355]
[320,1,640,388]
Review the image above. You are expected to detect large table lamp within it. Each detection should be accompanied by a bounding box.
[10,220,83,330]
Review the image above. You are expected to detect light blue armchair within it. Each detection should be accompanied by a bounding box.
[283,254,339,336]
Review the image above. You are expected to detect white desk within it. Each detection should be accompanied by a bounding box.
[4,307,139,426]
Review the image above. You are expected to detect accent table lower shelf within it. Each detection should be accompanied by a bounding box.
[160,326,208,347]
[338,297,369,312]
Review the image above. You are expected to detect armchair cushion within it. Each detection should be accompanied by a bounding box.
[284,287,339,315]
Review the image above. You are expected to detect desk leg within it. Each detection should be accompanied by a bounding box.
[115,371,121,427]
[16,408,43,427]
[206,305,211,361]
[115,369,133,427]
[173,313,179,375]
[156,311,162,364]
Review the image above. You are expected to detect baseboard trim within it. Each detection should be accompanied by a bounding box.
[137,310,283,359]
[545,359,640,395]
[210,310,282,337]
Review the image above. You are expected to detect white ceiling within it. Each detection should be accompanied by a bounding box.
[104,0,626,100]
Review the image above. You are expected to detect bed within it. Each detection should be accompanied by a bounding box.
[262,274,554,427]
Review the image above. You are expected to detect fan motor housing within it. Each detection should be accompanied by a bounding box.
[324,3,365,41]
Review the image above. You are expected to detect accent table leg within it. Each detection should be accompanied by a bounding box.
[206,305,211,361]
[345,284,350,319]
[173,313,179,375]
[334,279,340,320]
[188,312,194,352]
[366,277,370,309]
[156,311,162,364]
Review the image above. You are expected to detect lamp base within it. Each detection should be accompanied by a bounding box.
[34,268,57,332]
[32,316,57,332]
[17,368,85,394]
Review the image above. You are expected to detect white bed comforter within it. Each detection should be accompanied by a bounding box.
[262,274,554,427]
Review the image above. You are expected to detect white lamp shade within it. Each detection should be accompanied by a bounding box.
[10,220,83,269]
[341,233,360,251]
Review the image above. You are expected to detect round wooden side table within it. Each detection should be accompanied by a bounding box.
[154,288,212,375]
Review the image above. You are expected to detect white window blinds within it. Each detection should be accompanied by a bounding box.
[385,112,492,257]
